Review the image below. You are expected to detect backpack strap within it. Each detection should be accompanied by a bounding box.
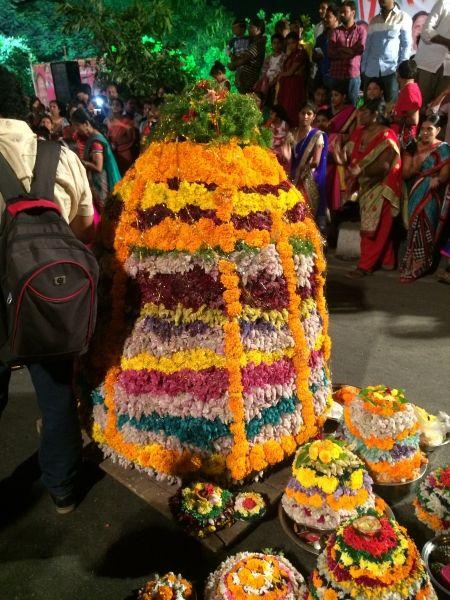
[0,152,25,202]
[30,140,62,201]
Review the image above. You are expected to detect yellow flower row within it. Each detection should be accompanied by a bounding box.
[134,181,301,217]
[141,302,289,329]
[121,346,295,374]
[293,467,364,494]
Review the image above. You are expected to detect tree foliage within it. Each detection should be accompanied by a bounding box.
[0,35,35,94]
[0,0,96,62]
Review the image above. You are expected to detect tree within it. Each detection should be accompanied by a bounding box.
[0,35,35,94]
[58,0,195,95]
[0,0,96,62]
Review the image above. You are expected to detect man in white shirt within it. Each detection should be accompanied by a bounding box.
[0,66,94,514]
[415,0,450,107]
[314,1,330,41]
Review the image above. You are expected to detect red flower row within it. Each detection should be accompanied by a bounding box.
[341,517,398,557]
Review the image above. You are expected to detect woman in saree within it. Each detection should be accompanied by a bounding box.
[290,103,328,227]
[104,98,139,176]
[345,99,402,278]
[327,81,358,213]
[277,33,310,128]
[71,108,121,226]
[400,115,450,283]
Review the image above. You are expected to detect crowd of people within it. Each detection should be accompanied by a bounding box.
[221,0,450,283]
[23,0,450,284]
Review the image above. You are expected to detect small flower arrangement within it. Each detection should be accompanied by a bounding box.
[137,572,193,600]
[204,552,307,600]
[342,385,426,484]
[414,465,450,533]
[169,482,234,538]
[282,438,377,531]
[309,510,437,599]
[234,492,267,521]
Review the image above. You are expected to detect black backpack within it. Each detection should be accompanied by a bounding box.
[0,140,99,365]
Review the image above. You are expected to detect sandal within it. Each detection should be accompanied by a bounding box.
[437,269,450,285]
[346,268,372,279]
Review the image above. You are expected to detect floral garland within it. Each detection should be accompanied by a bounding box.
[309,510,437,599]
[86,140,331,482]
[414,466,450,533]
[138,572,193,600]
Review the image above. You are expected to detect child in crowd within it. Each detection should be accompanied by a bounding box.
[210,61,231,91]
[255,33,285,105]
[314,108,330,133]
[140,97,163,149]
[313,85,329,111]
[226,20,249,58]
[365,78,384,101]
[266,104,291,172]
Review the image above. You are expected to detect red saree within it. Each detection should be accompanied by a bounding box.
[106,116,138,176]
[277,48,309,127]
[347,126,402,271]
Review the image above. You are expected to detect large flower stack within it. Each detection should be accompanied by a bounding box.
[86,85,332,483]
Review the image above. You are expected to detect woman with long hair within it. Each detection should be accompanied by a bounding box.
[49,100,70,140]
[71,108,121,224]
[345,98,402,278]
[104,97,138,176]
[327,81,357,213]
[400,115,450,282]
[276,32,310,128]
[290,103,328,225]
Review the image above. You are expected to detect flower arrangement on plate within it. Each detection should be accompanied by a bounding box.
[234,492,267,521]
[414,466,450,534]
[83,84,332,484]
[281,438,377,532]
[204,551,308,600]
[308,511,438,599]
[169,482,234,538]
[342,385,427,484]
[137,572,194,600]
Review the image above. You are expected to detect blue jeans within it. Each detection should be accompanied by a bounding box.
[330,77,361,106]
[0,361,81,497]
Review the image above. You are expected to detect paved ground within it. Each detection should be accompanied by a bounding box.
[0,258,449,600]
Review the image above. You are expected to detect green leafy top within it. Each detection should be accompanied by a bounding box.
[154,81,271,147]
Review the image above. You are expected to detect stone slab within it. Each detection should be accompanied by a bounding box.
[97,457,290,554]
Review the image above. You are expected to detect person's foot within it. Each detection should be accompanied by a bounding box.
[50,492,77,514]
[437,269,450,284]
[346,268,372,279]
[381,264,395,271]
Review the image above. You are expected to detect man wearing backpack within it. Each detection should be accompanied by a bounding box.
[0,66,96,514]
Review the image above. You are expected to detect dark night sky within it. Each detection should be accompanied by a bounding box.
[221,0,317,18]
